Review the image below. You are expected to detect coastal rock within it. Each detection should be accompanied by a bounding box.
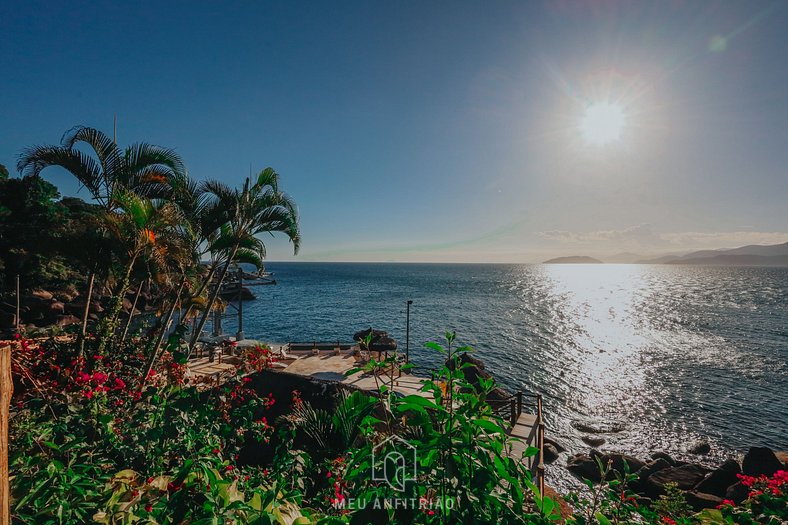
[724,482,749,505]
[689,441,712,455]
[49,301,65,314]
[694,459,741,498]
[651,451,677,466]
[582,435,606,447]
[567,453,601,481]
[31,289,53,301]
[602,452,646,474]
[775,451,788,468]
[646,464,710,497]
[56,314,80,327]
[631,458,670,494]
[543,443,560,464]
[353,327,388,342]
[741,447,782,477]
[544,436,566,453]
[686,491,723,511]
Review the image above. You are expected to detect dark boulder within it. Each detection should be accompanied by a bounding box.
[646,464,710,498]
[742,447,783,477]
[353,327,388,342]
[651,450,676,467]
[567,453,602,482]
[582,435,606,447]
[686,491,723,512]
[694,459,741,498]
[543,443,560,464]
[544,436,566,453]
[689,441,712,455]
[602,452,646,475]
[370,335,397,352]
[31,289,53,301]
[724,482,749,505]
[631,458,671,494]
[49,302,65,314]
[56,314,80,327]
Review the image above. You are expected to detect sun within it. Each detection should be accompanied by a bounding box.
[580,102,625,146]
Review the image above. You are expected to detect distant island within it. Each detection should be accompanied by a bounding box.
[543,256,603,264]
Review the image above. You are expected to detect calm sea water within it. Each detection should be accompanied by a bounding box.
[222,263,787,483]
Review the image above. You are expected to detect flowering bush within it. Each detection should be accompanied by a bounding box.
[7,336,307,524]
[709,471,788,524]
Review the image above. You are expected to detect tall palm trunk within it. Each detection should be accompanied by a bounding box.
[188,246,238,352]
[181,261,218,333]
[96,253,138,354]
[142,276,187,384]
[77,272,95,358]
[120,280,144,344]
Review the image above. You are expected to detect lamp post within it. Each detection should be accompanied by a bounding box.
[405,300,413,363]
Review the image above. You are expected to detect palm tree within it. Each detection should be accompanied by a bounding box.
[95,189,190,353]
[17,126,188,355]
[17,126,186,212]
[188,168,300,351]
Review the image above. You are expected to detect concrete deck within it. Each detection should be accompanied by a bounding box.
[274,349,540,467]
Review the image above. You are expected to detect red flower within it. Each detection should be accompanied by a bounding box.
[662,518,676,525]
[145,504,152,513]
[717,499,735,509]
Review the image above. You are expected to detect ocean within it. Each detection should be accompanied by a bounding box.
[220,262,788,485]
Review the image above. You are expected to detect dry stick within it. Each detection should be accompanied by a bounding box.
[1,345,13,525]
[78,272,95,358]
[188,247,238,352]
[141,277,187,390]
[120,280,144,343]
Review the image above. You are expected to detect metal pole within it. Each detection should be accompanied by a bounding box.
[236,267,244,341]
[405,300,412,363]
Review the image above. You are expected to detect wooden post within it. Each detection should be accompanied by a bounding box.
[1,344,12,525]
[536,394,545,496]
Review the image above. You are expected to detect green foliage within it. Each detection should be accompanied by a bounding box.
[653,482,693,521]
[0,172,71,290]
[333,332,557,524]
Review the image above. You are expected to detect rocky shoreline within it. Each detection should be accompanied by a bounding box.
[1,287,156,333]
[557,445,787,510]
[455,353,786,509]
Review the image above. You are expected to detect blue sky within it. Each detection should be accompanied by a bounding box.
[1,1,787,262]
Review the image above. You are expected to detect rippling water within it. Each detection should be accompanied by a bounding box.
[223,263,788,485]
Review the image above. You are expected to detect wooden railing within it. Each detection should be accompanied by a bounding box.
[489,390,545,496]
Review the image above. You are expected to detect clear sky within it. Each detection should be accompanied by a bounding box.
[2,1,787,262]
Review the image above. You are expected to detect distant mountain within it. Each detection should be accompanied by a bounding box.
[605,252,643,264]
[543,256,603,264]
[637,254,682,264]
[667,254,788,266]
[641,242,788,266]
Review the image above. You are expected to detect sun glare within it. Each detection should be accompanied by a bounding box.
[580,102,625,146]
